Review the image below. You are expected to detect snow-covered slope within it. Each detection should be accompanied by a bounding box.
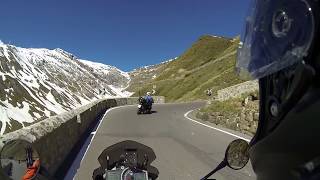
[0,43,131,134]
[79,59,130,88]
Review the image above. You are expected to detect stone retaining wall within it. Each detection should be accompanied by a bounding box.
[0,96,164,179]
[216,80,258,101]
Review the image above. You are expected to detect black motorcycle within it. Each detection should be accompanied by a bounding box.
[92,140,159,180]
[137,97,152,114]
[92,139,250,180]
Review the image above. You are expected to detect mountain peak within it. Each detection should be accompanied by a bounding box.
[54,48,76,59]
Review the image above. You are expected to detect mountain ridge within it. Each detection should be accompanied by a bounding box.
[0,43,131,134]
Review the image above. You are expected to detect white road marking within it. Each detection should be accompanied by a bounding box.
[80,105,136,164]
[184,109,251,142]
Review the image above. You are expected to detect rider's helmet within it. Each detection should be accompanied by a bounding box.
[146,92,151,96]
[237,0,320,179]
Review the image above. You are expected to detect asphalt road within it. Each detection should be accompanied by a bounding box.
[73,102,256,180]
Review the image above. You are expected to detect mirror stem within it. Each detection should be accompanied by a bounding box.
[200,160,227,180]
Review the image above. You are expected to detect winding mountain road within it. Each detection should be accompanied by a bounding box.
[73,102,255,180]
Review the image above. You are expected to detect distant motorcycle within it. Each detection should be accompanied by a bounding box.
[137,97,152,114]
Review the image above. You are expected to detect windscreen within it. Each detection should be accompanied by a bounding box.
[97,140,156,170]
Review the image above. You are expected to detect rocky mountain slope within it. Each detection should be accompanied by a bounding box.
[0,43,131,134]
[127,35,244,102]
[127,58,176,96]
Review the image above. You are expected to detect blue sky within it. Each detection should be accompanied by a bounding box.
[0,0,250,71]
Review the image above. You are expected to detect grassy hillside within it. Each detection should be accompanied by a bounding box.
[127,35,244,102]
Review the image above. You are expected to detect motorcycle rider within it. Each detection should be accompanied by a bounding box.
[144,92,154,110]
[237,0,320,179]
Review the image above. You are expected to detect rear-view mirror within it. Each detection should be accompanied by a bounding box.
[225,139,250,170]
[0,139,40,180]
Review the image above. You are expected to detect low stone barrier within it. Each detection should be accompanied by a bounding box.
[0,96,164,179]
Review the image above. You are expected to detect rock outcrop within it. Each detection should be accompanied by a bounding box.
[197,91,259,136]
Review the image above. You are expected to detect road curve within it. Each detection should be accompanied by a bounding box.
[73,102,256,180]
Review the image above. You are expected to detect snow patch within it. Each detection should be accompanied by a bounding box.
[211,35,222,38]
[152,75,157,79]
[0,101,36,135]
[108,85,133,97]
[132,57,177,72]
[79,59,130,80]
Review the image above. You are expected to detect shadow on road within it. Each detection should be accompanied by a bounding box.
[137,111,158,115]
